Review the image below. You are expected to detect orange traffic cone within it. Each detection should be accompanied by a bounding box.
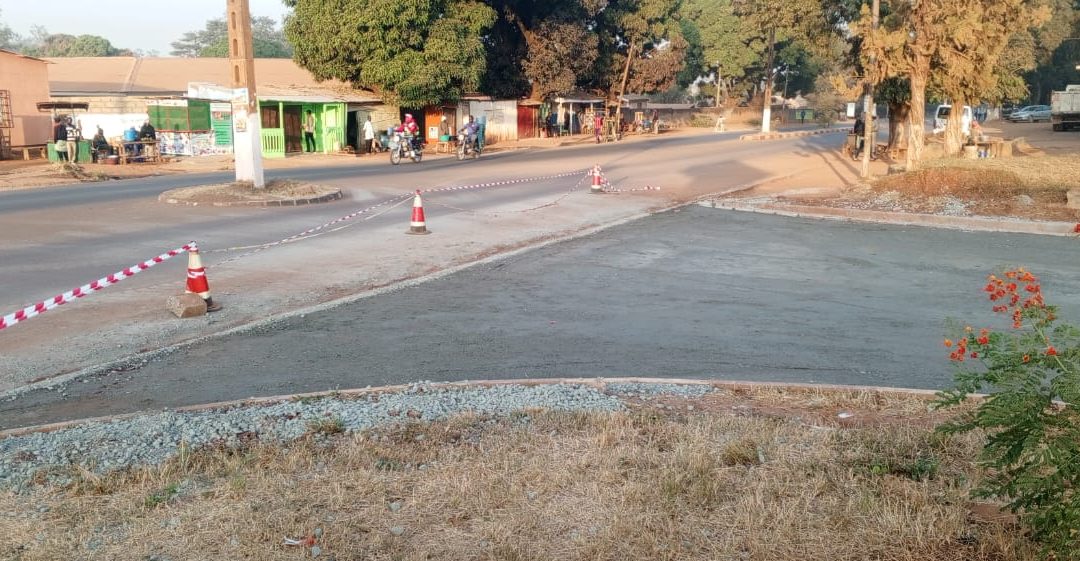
[590,163,604,194]
[185,247,221,312]
[407,190,430,235]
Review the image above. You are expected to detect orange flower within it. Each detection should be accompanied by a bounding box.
[970,352,979,359]
[944,339,954,348]
[977,336,989,345]
[1046,346,1058,356]
[1023,354,1031,363]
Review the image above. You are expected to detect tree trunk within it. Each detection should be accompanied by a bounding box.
[943,96,967,156]
[887,101,909,151]
[761,27,776,134]
[906,58,929,172]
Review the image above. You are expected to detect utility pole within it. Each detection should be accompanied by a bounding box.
[227,0,265,188]
[613,41,635,142]
[715,61,722,108]
[860,0,880,179]
[761,27,776,133]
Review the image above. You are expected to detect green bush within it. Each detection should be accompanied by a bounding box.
[938,268,1080,560]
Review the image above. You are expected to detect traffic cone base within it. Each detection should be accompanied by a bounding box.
[407,190,430,235]
[185,247,222,312]
[590,163,604,194]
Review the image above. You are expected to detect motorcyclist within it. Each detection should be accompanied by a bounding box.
[460,115,480,152]
[394,114,421,152]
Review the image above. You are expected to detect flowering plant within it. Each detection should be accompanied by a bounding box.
[937,268,1080,559]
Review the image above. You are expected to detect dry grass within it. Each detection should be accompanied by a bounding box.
[874,155,1080,199]
[0,403,1038,561]
[160,179,340,204]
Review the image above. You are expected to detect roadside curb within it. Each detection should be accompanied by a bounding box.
[703,200,1080,237]
[0,376,953,439]
[740,127,849,141]
[158,189,344,207]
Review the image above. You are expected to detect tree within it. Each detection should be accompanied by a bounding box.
[681,0,762,104]
[285,0,497,107]
[21,32,131,57]
[0,9,18,51]
[929,0,1049,155]
[733,0,832,132]
[171,16,293,58]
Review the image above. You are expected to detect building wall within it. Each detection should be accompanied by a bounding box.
[50,95,158,114]
[459,101,518,143]
[0,52,52,146]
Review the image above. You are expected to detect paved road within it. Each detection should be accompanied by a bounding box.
[5,206,1078,429]
[0,131,824,312]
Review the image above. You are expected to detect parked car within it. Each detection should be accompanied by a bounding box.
[933,104,972,135]
[1007,105,1052,122]
[1000,104,1019,118]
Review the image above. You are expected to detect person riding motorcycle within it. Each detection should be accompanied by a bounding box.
[460,115,480,152]
[394,114,422,152]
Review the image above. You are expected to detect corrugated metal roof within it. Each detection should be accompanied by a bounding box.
[46,57,379,102]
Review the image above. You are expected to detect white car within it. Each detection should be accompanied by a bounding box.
[933,104,972,135]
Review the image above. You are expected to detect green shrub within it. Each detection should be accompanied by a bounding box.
[938,268,1080,560]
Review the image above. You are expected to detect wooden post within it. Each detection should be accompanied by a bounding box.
[227,0,265,188]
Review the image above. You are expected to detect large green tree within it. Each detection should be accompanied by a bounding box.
[285,0,497,107]
[171,16,293,58]
[680,0,762,103]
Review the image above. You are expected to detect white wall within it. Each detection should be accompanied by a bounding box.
[76,113,149,140]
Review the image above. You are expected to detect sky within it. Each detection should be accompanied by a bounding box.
[1,0,292,56]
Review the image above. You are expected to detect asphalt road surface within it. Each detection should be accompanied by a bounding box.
[4,206,1078,429]
[0,131,833,313]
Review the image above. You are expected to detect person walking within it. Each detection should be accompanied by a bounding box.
[304,110,317,152]
[594,111,603,144]
[361,115,375,155]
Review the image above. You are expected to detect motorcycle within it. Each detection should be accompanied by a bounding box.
[389,132,423,165]
[456,132,481,160]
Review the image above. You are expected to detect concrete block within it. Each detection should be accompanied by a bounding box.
[166,293,208,318]
[1067,189,1080,210]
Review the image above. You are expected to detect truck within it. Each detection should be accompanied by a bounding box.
[1051,85,1080,131]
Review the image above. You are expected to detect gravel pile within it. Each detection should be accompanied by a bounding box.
[606,382,714,398]
[0,383,623,492]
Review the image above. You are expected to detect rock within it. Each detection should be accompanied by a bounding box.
[166,293,207,318]
[390,526,406,536]
[311,545,322,558]
[1067,189,1080,210]
[1015,194,1034,207]
[388,501,403,512]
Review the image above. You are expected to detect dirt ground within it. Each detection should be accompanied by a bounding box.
[731,120,1080,223]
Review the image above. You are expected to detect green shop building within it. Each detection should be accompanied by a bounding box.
[44,57,395,161]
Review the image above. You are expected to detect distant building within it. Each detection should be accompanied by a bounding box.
[0,49,52,156]
[45,57,396,158]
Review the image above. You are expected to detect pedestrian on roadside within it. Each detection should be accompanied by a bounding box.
[594,111,603,144]
[362,115,375,155]
[52,116,69,162]
[304,110,317,152]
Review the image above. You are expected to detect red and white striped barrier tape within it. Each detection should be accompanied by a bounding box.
[597,170,660,193]
[423,169,589,194]
[0,242,197,331]
[209,169,593,258]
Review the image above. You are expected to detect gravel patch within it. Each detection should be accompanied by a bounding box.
[0,383,623,492]
[605,382,714,397]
